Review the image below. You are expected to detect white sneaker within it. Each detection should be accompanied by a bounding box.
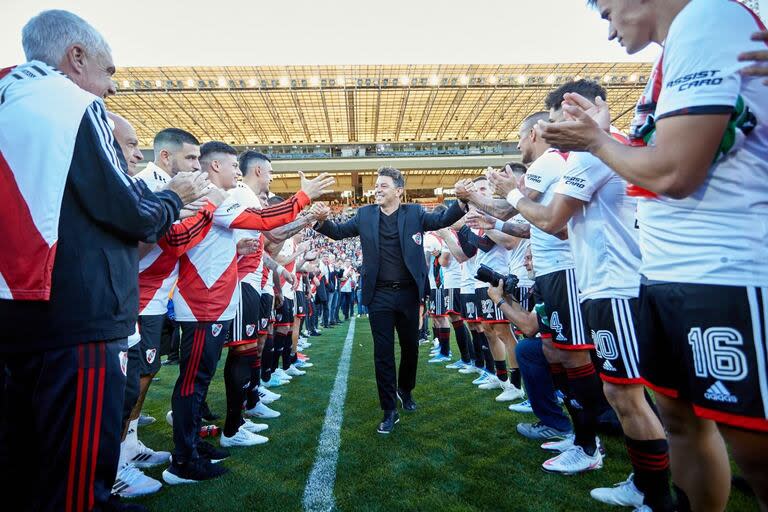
[220,427,269,447]
[129,439,171,468]
[165,410,173,426]
[590,473,644,508]
[286,365,306,377]
[541,435,604,455]
[495,381,525,402]
[245,401,281,419]
[112,463,162,498]
[459,365,480,375]
[542,445,604,475]
[276,368,293,380]
[472,372,491,385]
[478,375,502,390]
[508,399,533,413]
[240,419,269,433]
[259,388,281,403]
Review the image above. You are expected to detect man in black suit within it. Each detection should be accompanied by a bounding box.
[315,167,467,433]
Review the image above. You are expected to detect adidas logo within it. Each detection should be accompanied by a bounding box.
[704,381,738,404]
[602,359,617,372]
[555,332,567,342]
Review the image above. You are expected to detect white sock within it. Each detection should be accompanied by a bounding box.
[118,438,130,468]
[127,419,139,449]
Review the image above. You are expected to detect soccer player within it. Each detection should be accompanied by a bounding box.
[162,141,333,484]
[494,79,673,510]
[456,177,524,402]
[435,225,474,372]
[440,221,493,379]
[458,113,605,468]
[540,0,768,508]
[123,129,216,472]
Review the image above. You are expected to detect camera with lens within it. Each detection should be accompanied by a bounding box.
[475,264,519,296]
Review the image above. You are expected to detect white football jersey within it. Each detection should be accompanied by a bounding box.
[461,254,478,293]
[440,233,463,289]
[424,232,441,289]
[525,149,575,277]
[230,183,263,289]
[135,163,176,315]
[632,0,768,287]
[506,215,533,288]
[555,152,641,301]
[279,239,296,301]
[474,230,509,289]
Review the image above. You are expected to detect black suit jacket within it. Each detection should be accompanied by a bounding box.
[316,201,466,306]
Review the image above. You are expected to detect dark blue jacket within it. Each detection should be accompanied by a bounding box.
[316,201,465,305]
[0,103,182,351]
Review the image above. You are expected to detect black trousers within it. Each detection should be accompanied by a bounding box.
[368,286,420,411]
[122,343,142,427]
[318,300,329,328]
[171,321,229,463]
[1,339,127,512]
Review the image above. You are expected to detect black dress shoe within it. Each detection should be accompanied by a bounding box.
[397,389,417,412]
[377,410,400,434]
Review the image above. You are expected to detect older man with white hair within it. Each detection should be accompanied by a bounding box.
[0,10,207,512]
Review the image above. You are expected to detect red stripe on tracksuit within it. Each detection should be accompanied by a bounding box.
[65,344,107,512]
[65,346,86,512]
[87,347,106,510]
[77,351,96,512]
[183,327,205,396]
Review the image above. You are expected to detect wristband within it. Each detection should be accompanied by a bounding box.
[495,298,506,308]
[493,219,505,231]
[506,189,525,209]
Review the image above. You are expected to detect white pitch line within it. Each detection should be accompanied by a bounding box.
[302,317,356,512]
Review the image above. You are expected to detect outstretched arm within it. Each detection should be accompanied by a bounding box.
[421,200,467,231]
[315,211,360,240]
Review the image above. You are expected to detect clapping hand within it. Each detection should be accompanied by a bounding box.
[179,186,228,219]
[236,238,260,256]
[487,167,518,197]
[739,31,768,85]
[300,171,336,200]
[167,171,211,205]
[561,93,611,130]
[454,179,473,201]
[465,210,496,230]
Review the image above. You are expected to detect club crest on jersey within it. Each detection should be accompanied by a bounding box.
[412,233,423,245]
[211,323,223,337]
[118,351,128,377]
[246,324,256,337]
[145,348,157,364]
[260,319,268,329]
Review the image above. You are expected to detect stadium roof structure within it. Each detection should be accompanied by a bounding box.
[108,63,652,147]
[107,63,652,196]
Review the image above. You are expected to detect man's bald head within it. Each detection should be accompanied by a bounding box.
[108,112,143,176]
